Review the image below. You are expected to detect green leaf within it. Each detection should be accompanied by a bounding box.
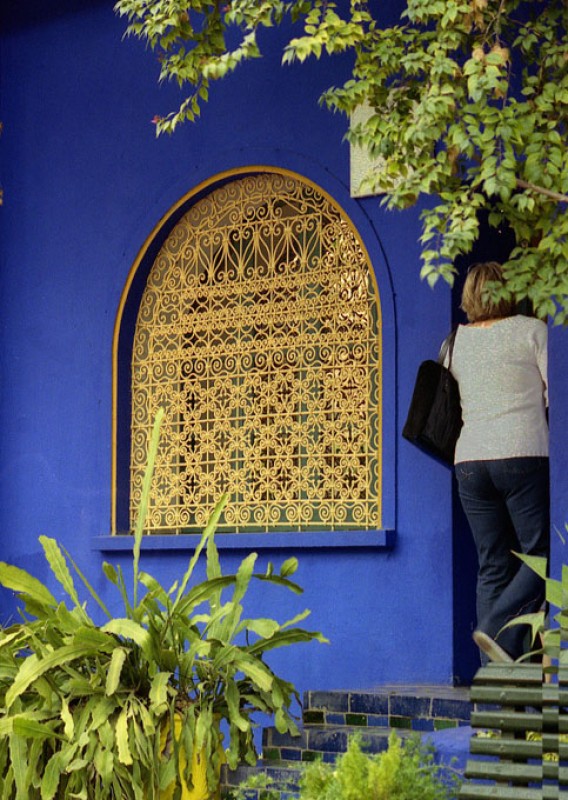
[225,681,249,732]
[133,407,165,606]
[254,573,304,595]
[41,752,64,800]
[237,655,274,692]
[106,563,133,617]
[91,698,119,731]
[116,708,133,765]
[206,512,223,585]
[194,706,213,752]
[0,627,28,652]
[9,733,27,799]
[102,562,119,585]
[60,696,74,740]
[139,571,171,605]
[149,672,172,715]
[61,546,111,620]
[101,619,151,654]
[274,707,289,733]
[39,537,86,617]
[0,562,56,608]
[94,746,115,784]
[512,552,548,580]
[248,627,329,656]
[106,647,128,696]
[279,557,298,578]
[500,611,545,645]
[12,717,63,740]
[6,640,113,709]
[281,609,312,629]
[175,575,237,617]
[173,493,229,608]
[233,552,257,605]
[240,618,280,638]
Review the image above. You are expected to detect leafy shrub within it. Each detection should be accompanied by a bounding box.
[299,732,461,800]
[231,731,462,800]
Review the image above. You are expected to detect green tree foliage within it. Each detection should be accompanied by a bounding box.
[114,0,568,321]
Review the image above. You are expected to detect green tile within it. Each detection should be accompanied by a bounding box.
[262,748,280,760]
[303,710,325,725]
[434,719,458,730]
[346,713,367,727]
[301,750,319,762]
[390,716,412,729]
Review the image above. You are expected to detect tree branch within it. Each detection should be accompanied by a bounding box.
[516,179,568,204]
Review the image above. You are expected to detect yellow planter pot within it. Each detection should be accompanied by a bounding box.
[160,716,224,800]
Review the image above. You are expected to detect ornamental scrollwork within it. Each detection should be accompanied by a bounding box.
[131,172,381,532]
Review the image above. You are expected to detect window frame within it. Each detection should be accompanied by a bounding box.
[109,167,396,550]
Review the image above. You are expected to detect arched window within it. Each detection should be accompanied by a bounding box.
[116,170,383,535]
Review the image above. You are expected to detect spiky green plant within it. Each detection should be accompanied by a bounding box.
[0,409,327,799]
[504,529,568,670]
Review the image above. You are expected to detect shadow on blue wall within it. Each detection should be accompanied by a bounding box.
[2,0,108,30]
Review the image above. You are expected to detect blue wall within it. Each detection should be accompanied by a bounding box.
[549,326,568,580]
[0,0,530,695]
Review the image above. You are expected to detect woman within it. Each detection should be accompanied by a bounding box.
[449,262,549,664]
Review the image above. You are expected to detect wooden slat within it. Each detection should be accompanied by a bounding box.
[470,736,568,761]
[470,685,568,707]
[471,711,568,735]
[471,710,543,731]
[459,664,568,800]
[459,783,550,799]
[464,759,568,784]
[470,737,541,760]
[472,664,544,686]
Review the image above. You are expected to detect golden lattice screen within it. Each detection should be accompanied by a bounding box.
[131,172,381,532]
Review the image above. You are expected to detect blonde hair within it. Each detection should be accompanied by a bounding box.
[460,262,516,323]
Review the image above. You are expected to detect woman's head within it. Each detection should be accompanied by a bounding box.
[461,261,516,323]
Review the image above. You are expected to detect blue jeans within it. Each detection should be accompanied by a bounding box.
[456,457,549,662]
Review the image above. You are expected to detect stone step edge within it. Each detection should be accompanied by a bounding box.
[302,690,471,727]
[221,762,302,795]
[262,724,418,765]
[266,714,467,749]
[222,723,472,796]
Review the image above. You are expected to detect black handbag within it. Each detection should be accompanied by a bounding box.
[402,330,463,465]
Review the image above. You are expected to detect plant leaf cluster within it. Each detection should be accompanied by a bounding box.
[114,0,568,322]
[298,732,461,800]
[0,410,327,799]
[505,524,568,671]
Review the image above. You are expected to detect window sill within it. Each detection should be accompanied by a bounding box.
[92,529,395,552]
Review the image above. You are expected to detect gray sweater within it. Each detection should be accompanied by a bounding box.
[448,315,548,464]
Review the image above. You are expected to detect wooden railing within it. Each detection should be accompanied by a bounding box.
[459,662,568,799]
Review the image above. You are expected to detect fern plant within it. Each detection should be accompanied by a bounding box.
[298,732,461,800]
[0,409,327,799]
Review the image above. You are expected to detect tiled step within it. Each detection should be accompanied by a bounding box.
[263,723,393,764]
[222,763,301,800]
[303,686,471,733]
[221,685,472,799]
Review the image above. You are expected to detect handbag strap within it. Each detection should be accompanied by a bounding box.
[438,328,457,368]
